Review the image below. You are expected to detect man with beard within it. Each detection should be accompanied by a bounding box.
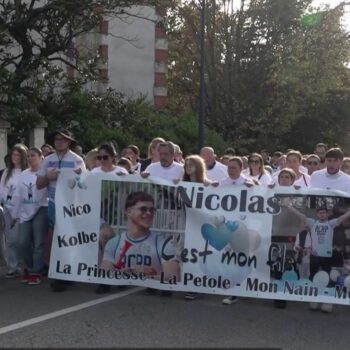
[142,142,184,181]
[314,143,328,170]
[311,148,350,193]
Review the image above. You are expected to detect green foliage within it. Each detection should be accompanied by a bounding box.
[0,0,169,125]
[167,0,350,153]
[41,85,229,155]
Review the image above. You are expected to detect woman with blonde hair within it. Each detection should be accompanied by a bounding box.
[245,153,271,186]
[341,157,350,175]
[84,148,100,171]
[183,155,213,186]
[182,155,214,300]
[140,137,166,172]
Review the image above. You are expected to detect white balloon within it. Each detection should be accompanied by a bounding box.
[313,271,329,289]
[213,215,226,226]
[230,221,261,253]
[343,275,350,289]
[330,269,340,282]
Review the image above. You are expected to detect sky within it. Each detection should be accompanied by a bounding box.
[312,0,350,28]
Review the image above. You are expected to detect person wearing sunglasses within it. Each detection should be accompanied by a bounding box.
[305,154,321,175]
[91,144,128,175]
[100,191,179,282]
[245,153,271,186]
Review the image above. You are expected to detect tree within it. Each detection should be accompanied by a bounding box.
[167,0,350,153]
[38,82,229,155]
[0,0,167,127]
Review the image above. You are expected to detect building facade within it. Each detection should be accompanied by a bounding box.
[67,5,168,110]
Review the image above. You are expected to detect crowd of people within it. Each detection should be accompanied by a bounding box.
[0,129,349,314]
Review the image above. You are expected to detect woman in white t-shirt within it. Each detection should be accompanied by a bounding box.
[285,150,310,188]
[183,155,213,186]
[0,144,28,278]
[220,156,254,187]
[91,143,127,294]
[245,153,271,186]
[91,144,128,175]
[182,155,214,300]
[271,167,302,309]
[15,147,48,285]
[220,156,254,306]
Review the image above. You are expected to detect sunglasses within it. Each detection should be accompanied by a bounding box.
[308,161,319,166]
[97,155,110,161]
[138,206,156,214]
[249,159,260,164]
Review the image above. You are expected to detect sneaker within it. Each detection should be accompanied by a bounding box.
[20,272,31,283]
[184,292,197,300]
[309,302,320,310]
[222,296,239,305]
[27,275,42,285]
[320,303,333,313]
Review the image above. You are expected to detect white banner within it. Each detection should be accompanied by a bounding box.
[49,170,350,304]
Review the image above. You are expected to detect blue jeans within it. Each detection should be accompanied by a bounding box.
[3,207,20,273]
[18,207,49,274]
[48,201,55,229]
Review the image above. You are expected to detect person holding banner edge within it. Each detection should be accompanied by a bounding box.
[181,154,216,300]
[219,156,255,305]
[281,202,350,313]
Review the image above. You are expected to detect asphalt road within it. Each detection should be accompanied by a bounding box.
[1,268,350,349]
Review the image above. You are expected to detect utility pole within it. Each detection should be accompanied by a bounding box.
[198,0,206,152]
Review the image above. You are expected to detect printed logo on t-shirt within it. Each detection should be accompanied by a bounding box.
[314,224,329,244]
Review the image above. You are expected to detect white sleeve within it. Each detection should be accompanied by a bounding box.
[0,169,7,204]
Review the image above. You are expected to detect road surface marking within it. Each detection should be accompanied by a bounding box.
[0,287,143,335]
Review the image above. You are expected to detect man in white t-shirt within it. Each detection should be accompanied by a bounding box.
[314,142,328,170]
[142,142,184,182]
[36,129,85,292]
[310,147,350,193]
[200,147,227,182]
